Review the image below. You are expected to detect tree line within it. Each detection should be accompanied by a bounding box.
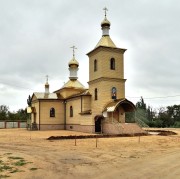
[0,105,28,121]
[1,96,180,127]
[126,97,180,128]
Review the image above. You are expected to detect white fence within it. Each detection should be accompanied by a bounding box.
[0,121,27,129]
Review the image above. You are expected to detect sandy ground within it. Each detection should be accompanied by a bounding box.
[0,128,180,179]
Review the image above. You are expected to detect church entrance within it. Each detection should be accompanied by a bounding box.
[95,115,104,133]
[95,118,101,133]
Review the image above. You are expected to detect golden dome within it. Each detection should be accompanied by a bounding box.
[62,79,85,89]
[101,17,111,27]
[68,57,79,67]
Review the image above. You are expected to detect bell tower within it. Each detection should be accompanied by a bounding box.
[87,8,127,115]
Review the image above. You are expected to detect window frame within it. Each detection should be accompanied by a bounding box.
[111,87,117,100]
[94,59,97,72]
[95,88,98,100]
[70,106,73,117]
[110,58,115,70]
[50,107,55,117]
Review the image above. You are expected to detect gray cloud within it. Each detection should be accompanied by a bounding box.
[0,0,180,111]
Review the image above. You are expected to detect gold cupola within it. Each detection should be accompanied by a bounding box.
[60,46,85,91]
[68,46,79,80]
[101,17,111,35]
[68,56,79,67]
[45,75,49,94]
[95,7,116,48]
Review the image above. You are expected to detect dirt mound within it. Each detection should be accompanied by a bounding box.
[47,133,148,140]
[146,130,177,136]
[47,130,177,140]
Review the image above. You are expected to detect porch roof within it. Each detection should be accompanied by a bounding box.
[103,98,136,113]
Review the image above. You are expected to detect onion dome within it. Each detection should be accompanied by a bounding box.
[101,17,111,27]
[45,75,49,94]
[95,7,116,48]
[68,56,79,67]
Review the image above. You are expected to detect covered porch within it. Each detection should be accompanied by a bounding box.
[103,98,136,123]
[95,99,145,134]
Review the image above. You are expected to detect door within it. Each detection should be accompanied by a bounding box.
[95,118,101,133]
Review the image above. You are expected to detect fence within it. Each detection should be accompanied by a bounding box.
[0,121,27,129]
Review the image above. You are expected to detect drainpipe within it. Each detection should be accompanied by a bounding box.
[101,118,103,134]
[81,96,82,113]
[112,112,113,122]
[64,100,66,130]
[39,101,41,130]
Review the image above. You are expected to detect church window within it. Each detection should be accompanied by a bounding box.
[50,108,55,117]
[94,59,97,71]
[70,106,73,117]
[95,88,98,100]
[111,87,117,100]
[110,58,115,70]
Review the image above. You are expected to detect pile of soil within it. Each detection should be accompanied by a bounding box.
[146,130,177,136]
[47,130,177,140]
[47,133,148,140]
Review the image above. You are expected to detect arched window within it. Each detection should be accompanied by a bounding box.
[110,58,115,70]
[94,59,97,71]
[111,87,117,100]
[70,106,73,117]
[95,88,98,100]
[50,108,55,117]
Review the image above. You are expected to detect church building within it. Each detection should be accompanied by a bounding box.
[30,9,144,134]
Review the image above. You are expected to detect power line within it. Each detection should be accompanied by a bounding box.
[127,94,180,100]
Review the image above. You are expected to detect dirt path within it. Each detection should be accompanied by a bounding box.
[98,148,180,179]
[0,128,180,179]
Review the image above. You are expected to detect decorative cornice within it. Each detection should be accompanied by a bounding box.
[88,77,126,85]
[87,46,126,57]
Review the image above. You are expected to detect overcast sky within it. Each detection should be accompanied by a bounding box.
[0,0,180,111]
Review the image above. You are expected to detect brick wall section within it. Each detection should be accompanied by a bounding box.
[39,124,64,130]
[88,46,126,120]
[59,88,84,99]
[31,100,65,130]
[66,124,95,133]
[39,124,94,133]
[88,47,125,81]
[82,96,91,112]
[102,123,146,134]
[66,97,93,126]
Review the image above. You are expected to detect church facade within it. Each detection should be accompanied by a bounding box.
[30,10,143,134]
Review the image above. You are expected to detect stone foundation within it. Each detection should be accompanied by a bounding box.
[66,124,95,133]
[102,123,146,134]
[37,122,145,135]
[39,124,65,130]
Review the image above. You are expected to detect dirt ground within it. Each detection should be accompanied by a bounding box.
[0,128,180,179]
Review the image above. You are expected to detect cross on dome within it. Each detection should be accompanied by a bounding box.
[103,7,108,17]
[45,74,49,94]
[70,45,77,57]
[46,75,49,83]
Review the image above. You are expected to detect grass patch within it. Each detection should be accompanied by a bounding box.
[8,156,24,160]
[29,167,38,171]
[0,153,34,177]
[0,165,13,172]
[0,174,10,178]
[14,160,27,166]
[4,153,12,155]
[129,155,137,158]
[10,169,24,173]
[9,169,19,173]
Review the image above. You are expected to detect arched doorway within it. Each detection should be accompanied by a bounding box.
[95,115,104,133]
